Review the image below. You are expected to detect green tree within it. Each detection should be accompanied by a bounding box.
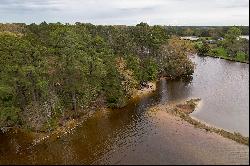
[159,36,195,80]
[223,27,242,57]
[49,27,90,111]
[196,40,210,56]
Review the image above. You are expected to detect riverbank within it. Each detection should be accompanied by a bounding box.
[143,106,249,165]
[3,82,157,146]
[30,109,97,146]
[1,97,249,164]
[149,99,249,146]
[24,96,249,147]
[207,55,249,64]
[132,82,156,98]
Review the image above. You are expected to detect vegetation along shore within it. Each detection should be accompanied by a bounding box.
[0,23,248,146]
[0,22,195,133]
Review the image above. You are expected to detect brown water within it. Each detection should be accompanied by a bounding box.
[0,55,249,164]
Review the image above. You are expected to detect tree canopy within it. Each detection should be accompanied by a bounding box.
[0,22,195,131]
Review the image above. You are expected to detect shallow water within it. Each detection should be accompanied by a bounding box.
[0,55,249,164]
[163,55,249,136]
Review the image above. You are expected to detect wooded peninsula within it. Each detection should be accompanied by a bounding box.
[0,23,248,132]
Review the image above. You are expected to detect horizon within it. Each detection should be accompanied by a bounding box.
[0,0,249,26]
[1,22,249,27]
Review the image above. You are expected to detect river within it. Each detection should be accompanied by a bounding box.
[165,55,249,136]
[0,55,249,164]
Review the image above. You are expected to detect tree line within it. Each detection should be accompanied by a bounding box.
[196,27,249,62]
[0,22,195,131]
[165,26,249,39]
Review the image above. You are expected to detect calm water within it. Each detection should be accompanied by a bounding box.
[0,55,249,164]
[164,55,249,136]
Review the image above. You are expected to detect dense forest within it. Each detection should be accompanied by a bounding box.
[165,26,249,37]
[0,23,249,131]
[0,22,195,131]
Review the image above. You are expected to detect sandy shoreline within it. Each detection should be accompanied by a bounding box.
[20,92,248,148]
[150,99,249,145]
[141,108,249,165]
[0,97,249,164]
[132,82,156,98]
[28,82,157,145]
[1,81,248,165]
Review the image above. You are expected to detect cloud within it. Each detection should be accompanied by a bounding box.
[0,0,63,11]
[215,0,249,8]
[0,0,249,25]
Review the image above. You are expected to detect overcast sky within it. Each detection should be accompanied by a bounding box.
[0,0,249,25]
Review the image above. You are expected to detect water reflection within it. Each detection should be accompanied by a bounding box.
[160,56,249,136]
[158,78,168,103]
[164,80,193,102]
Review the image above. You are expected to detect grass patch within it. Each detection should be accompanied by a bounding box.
[206,47,249,63]
[236,51,247,62]
[209,47,228,58]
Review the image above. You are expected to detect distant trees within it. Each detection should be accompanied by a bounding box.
[164,26,249,38]
[0,23,26,34]
[217,27,249,61]
[194,27,249,62]
[221,27,242,57]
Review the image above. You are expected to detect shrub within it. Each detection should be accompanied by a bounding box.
[209,47,227,58]
[236,51,246,62]
[0,107,21,127]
